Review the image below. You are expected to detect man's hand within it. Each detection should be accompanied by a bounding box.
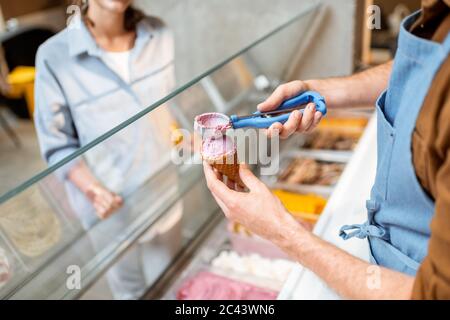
[204,161,414,299]
[258,62,394,140]
[86,183,123,220]
[257,80,323,139]
[203,162,304,244]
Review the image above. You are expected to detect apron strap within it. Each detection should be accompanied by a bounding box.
[443,32,450,52]
[385,241,421,270]
[339,224,421,271]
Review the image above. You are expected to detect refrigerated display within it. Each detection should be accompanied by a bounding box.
[0,3,323,299]
[0,0,370,300]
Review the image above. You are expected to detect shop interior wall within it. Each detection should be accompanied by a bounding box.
[136,0,359,84]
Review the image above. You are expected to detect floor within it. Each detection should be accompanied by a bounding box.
[0,110,46,196]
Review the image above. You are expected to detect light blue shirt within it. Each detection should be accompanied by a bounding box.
[34,14,176,197]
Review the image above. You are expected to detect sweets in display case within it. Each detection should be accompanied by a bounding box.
[303,130,360,151]
[0,188,61,258]
[228,190,326,254]
[272,189,326,218]
[278,158,344,186]
[228,222,291,260]
[302,116,368,151]
[176,270,278,300]
[211,250,295,284]
[318,117,368,131]
[271,189,327,231]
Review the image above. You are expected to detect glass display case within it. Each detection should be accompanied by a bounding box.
[0,3,325,299]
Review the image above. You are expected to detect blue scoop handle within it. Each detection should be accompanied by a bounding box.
[230,91,326,129]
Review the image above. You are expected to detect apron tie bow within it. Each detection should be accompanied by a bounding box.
[339,221,386,240]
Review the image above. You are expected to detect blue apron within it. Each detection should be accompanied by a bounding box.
[339,11,450,276]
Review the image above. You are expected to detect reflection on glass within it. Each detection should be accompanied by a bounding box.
[0,3,321,299]
[0,0,319,199]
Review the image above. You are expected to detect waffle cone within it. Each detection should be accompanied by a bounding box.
[203,151,244,187]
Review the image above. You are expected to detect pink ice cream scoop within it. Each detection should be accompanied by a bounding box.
[201,135,243,186]
[194,112,232,138]
[201,135,236,159]
[176,271,278,300]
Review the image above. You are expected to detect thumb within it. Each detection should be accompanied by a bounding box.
[239,164,262,190]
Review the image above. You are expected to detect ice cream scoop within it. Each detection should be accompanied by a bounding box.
[194,91,327,136]
[201,134,235,158]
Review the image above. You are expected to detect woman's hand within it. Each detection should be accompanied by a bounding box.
[203,162,306,245]
[257,80,324,139]
[68,161,123,219]
[85,183,123,220]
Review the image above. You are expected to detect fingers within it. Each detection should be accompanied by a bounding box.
[266,103,321,139]
[307,111,322,133]
[297,103,316,132]
[115,195,124,206]
[280,110,301,139]
[257,81,306,112]
[95,194,112,218]
[266,122,283,138]
[93,191,123,219]
[203,162,238,205]
[238,164,263,191]
[94,202,107,219]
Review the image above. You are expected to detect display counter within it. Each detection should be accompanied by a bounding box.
[0,4,323,299]
[146,112,376,300]
[0,1,370,300]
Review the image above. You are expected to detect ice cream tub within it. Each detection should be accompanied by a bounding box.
[279,158,344,185]
[209,249,296,291]
[0,238,22,298]
[270,189,326,228]
[174,265,279,300]
[317,114,369,131]
[262,150,347,197]
[227,222,292,260]
[298,128,363,152]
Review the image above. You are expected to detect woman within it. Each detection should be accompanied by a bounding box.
[35,0,182,299]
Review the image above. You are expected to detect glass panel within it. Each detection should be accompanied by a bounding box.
[0,4,322,299]
[0,1,320,200]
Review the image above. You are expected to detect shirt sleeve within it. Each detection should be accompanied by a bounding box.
[412,91,450,300]
[34,48,80,177]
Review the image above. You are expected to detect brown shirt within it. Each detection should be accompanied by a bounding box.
[410,0,450,299]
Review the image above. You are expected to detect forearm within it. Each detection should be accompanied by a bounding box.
[274,220,414,299]
[305,61,393,109]
[68,160,101,194]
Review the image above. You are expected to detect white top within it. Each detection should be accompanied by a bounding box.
[103,50,131,83]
